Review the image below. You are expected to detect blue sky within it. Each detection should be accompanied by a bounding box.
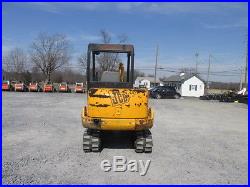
[2,2,248,82]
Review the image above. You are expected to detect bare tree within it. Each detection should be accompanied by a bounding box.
[97,52,123,72]
[78,30,128,74]
[100,30,111,44]
[3,48,27,73]
[31,66,44,82]
[96,30,128,72]
[134,70,145,79]
[147,74,154,77]
[3,48,27,80]
[78,53,87,71]
[118,34,128,43]
[30,33,71,82]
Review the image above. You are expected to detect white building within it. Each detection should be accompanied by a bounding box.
[134,77,163,89]
[163,73,205,97]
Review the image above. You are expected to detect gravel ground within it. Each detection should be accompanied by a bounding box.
[2,92,248,184]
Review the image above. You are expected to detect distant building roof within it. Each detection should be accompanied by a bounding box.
[162,73,204,83]
[163,75,182,82]
[136,76,161,83]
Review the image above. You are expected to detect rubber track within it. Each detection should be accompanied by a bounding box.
[135,130,153,153]
[83,129,101,152]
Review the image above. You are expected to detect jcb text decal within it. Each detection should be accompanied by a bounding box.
[110,90,130,106]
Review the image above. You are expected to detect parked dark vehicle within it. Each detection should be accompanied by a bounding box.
[238,95,248,104]
[200,90,248,104]
[149,86,181,99]
[200,94,222,100]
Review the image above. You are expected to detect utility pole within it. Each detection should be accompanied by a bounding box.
[239,66,243,90]
[195,52,199,75]
[154,45,159,86]
[206,54,211,89]
[244,37,248,89]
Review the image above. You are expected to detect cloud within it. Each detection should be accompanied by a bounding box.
[80,34,101,42]
[17,2,108,14]
[66,33,101,43]
[13,2,247,15]
[141,3,247,15]
[69,30,116,43]
[202,21,248,29]
[25,2,61,13]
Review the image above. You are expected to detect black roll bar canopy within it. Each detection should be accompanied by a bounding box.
[86,43,135,89]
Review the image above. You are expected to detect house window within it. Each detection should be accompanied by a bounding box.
[189,85,197,91]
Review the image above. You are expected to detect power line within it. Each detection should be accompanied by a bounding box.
[2,62,242,79]
[3,63,242,76]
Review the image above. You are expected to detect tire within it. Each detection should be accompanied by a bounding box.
[156,94,161,99]
[174,94,180,99]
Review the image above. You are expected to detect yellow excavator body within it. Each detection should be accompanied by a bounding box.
[81,43,154,153]
[82,88,154,131]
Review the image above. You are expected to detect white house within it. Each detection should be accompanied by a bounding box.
[134,76,163,89]
[163,73,205,97]
[180,76,205,97]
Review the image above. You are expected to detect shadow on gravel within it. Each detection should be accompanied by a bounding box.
[101,131,135,150]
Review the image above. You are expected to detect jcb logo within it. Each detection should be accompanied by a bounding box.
[111,90,130,106]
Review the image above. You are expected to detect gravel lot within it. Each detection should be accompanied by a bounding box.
[2,92,248,184]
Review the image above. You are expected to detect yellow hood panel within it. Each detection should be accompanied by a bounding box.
[87,88,149,119]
